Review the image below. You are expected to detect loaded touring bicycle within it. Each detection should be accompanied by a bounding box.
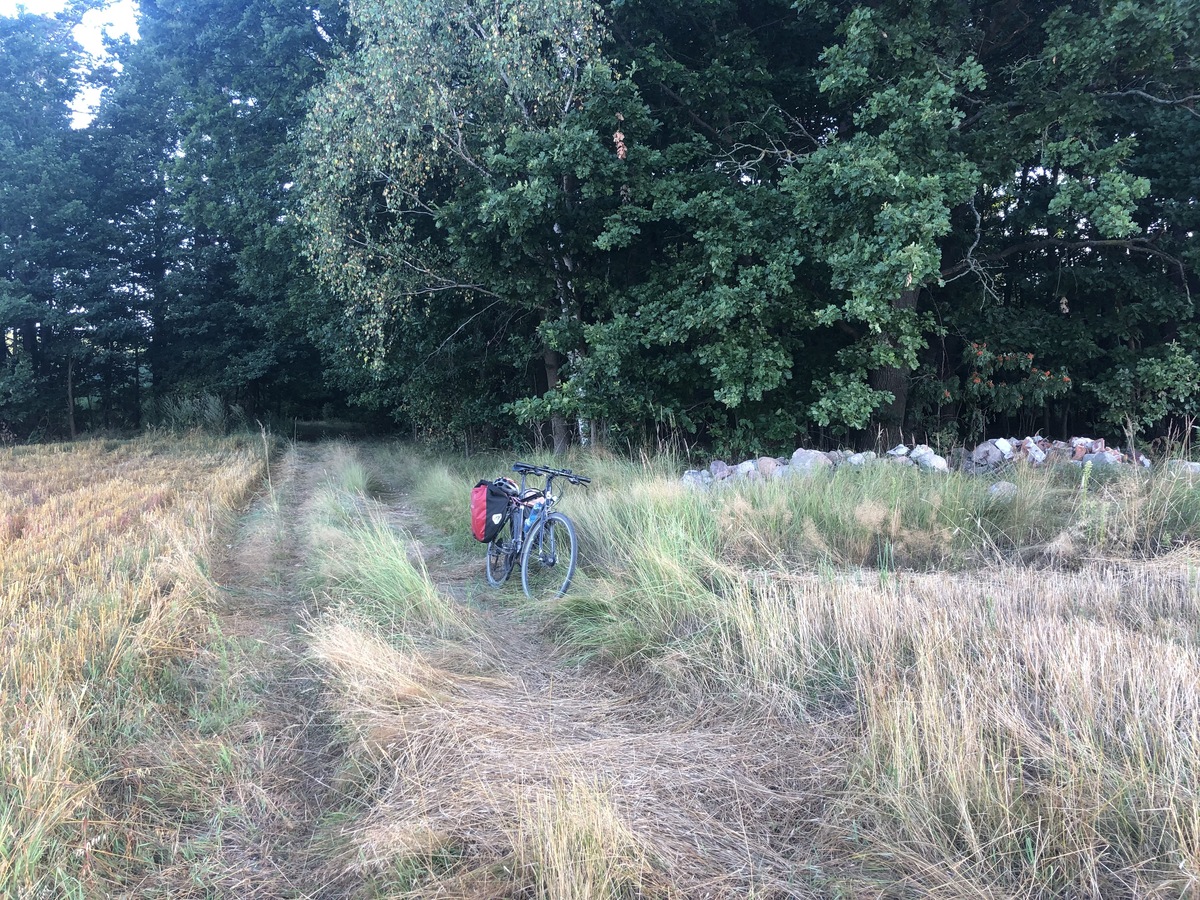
[471,462,590,599]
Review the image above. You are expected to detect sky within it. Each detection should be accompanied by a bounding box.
[0,0,141,124]
[0,0,139,54]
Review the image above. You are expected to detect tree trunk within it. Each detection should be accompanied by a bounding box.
[544,348,569,455]
[66,356,76,440]
[101,348,112,430]
[586,417,608,450]
[868,288,918,448]
[131,342,141,428]
[22,320,39,374]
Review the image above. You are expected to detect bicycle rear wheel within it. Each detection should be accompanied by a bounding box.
[520,512,578,599]
[485,518,516,586]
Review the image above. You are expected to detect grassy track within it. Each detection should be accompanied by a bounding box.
[305,445,839,897]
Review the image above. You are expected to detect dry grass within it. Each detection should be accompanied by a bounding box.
[0,433,264,896]
[18,434,1196,897]
[379,444,1200,897]
[647,564,1199,895]
[309,620,832,898]
[306,444,834,898]
[560,485,1200,894]
[508,775,659,900]
[842,566,1200,896]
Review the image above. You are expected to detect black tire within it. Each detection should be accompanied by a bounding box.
[485,518,516,586]
[520,512,578,600]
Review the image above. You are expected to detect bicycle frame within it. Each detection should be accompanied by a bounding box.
[503,468,560,560]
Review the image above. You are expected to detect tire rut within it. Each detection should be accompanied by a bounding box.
[201,443,347,898]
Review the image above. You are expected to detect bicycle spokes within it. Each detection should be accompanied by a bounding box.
[521,514,578,600]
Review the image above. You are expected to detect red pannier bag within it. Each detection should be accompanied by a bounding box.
[470,478,515,542]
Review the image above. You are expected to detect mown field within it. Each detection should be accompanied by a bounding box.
[0,434,266,897]
[4,434,1200,898]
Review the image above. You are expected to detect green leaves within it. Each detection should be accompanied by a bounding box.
[1048,171,1152,239]
[299,0,623,441]
[1090,342,1200,435]
[290,0,1200,452]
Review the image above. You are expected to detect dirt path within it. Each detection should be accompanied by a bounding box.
[200,443,831,898]
[199,443,346,897]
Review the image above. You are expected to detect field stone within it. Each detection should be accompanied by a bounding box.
[680,469,708,488]
[736,460,757,476]
[790,448,833,472]
[910,444,949,472]
[845,451,876,466]
[770,464,792,480]
[1167,459,1200,475]
[757,456,779,478]
[919,454,949,472]
[1081,451,1121,467]
[710,459,730,479]
[887,443,910,457]
[886,455,916,467]
[988,481,1018,502]
[970,440,1005,469]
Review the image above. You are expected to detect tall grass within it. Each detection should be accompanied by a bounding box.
[383,443,1200,896]
[151,391,245,434]
[833,567,1200,895]
[0,434,264,896]
[309,508,465,635]
[509,776,658,900]
[304,447,466,637]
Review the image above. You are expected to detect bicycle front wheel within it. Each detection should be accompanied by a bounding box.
[520,512,578,600]
[485,518,516,586]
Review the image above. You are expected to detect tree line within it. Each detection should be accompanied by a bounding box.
[2,0,1198,454]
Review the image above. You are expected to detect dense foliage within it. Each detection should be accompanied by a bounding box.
[2,0,1198,452]
[301,0,1200,453]
[1,0,341,438]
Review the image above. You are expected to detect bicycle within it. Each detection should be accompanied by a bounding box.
[485,462,590,599]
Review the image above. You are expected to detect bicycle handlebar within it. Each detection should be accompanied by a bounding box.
[512,461,591,485]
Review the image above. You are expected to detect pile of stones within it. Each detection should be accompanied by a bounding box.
[680,445,943,488]
[958,436,1150,472]
[681,436,1199,489]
